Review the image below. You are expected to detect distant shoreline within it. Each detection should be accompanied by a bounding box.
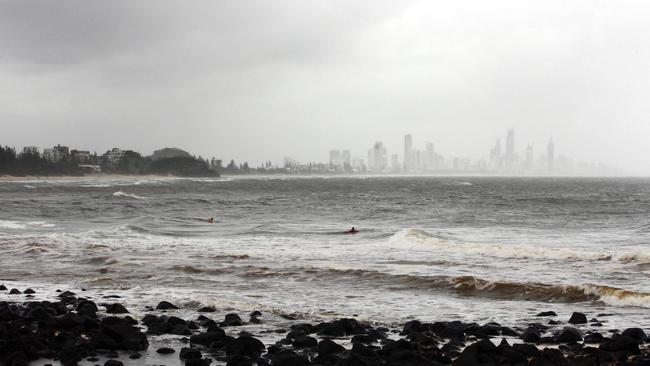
[0,173,645,182]
[0,174,178,182]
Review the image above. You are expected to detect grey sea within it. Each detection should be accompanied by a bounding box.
[2,176,650,332]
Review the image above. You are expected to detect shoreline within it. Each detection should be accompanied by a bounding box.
[0,174,183,182]
[1,284,648,366]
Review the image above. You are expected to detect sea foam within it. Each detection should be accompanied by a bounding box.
[388,228,649,263]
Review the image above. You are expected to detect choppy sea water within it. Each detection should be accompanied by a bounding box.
[1,176,650,331]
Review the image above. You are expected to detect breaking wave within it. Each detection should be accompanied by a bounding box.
[389,228,650,263]
[0,220,26,229]
[112,191,147,199]
[237,265,650,308]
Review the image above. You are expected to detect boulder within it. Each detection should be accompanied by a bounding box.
[556,327,582,343]
[622,328,647,342]
[568,312,588,324]
[226,336,266,359]
[220,313,243,327]
[191,331,227,346]
[179,347,203,360]
[318,339,346,355]
[105,303,129,314]
[292,335,318,348]
[99,316,149,351]
[156,301,179,310]
[536,311,557,317]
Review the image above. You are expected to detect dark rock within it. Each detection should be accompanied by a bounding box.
[622,328,647,342]
[198,306,216,313]
[501,327,519,337]
[141,314,159,325]
[318,339,346,355]
[220,313,243,327]
[59,346,82,366]
[290,323,313,333]
[556,327,583,343]
[104,361,123,366]
[58,290,76,297]
[249,316,261,324]
[530,348,566,366]
[171,324,192,336]
[76,299,99,317]
[351,334,376,344]
[227,355,253,366]
[432,321,466,339]
[156,301,179,310]
[190,330,227,346]
[600,334,640,354]
[584,332,604,344]
[318,323,346,337]
[9,288,22,294]
[568,312,588,324]
[105,303,129,314]
[512,343,541,357]
[292,335,318,348]
[99,316,149,350]
[147,321,172,334]
[270,353,310,366]
[0,284,6,290]
[536,311,557,317]
[23,288,36,294]
[157,347,176,354]
[167,315,187,326]
[454,338,498,366]
[521,328,541,343]
[129,353,142,359]
[226,336,266,358]
[186,359,211,366]
[351,342,378,359]
[180,347,203,360]
[250,310,262,317]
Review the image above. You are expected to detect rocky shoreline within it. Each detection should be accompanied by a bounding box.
[1,285,649,366]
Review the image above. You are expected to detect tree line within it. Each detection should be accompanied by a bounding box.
[0,145,218,177]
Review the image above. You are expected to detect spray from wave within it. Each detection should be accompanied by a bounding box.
[389,228,650,263]
[112,191,147,200]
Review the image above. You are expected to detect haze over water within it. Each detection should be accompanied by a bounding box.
[2,176,650,330]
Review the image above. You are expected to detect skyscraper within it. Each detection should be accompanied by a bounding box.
[329,150,341,168]
[547,139,555,174]
[525,145,533,171]
[505,128,515,171]
[425,142,435,171]
[373,141,388,172]
[404,134,413,172]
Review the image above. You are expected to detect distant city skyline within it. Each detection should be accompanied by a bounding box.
[9,126,619,176]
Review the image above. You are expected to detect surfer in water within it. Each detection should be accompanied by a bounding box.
[347,227,358,234]
[207,217,214,223]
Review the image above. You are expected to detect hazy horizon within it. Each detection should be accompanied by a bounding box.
[1,1,650,174]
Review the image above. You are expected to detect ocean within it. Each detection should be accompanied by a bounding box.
[1,176,650,332]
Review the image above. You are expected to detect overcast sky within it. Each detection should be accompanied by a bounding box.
[1,0,649,173]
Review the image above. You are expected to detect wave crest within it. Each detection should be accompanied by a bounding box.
[389,228,649,263]
[112,191,146,199]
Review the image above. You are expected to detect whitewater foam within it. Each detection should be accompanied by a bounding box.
[112,191,147,199]
[389,228,649,264]
[0,220,26,229]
